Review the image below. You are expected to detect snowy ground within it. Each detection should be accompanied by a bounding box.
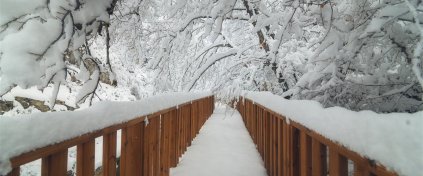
[170,105,267,176]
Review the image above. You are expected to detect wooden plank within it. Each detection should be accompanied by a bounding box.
[176,107,182,159]
[77,139,95,176]
[258,108,263,156]
[277,117,283,176]
[7,167,20,176]
[311,139,326,176]
[153,117,161,176]
[272,115,278,176]
[300,131,312,176]
[269,114,274,176]
[41,149,68,176]
[264,110,269,173]
[160,112,172,176]
[191,101,197,140]
[143,120,151,176]
[103,132,117,176]
[124,123,144,176]
[282,119,290,176]
[329,149,348,176]
[120,127,127,176]
[170,110,178,167]
[291,127,300,176]
[144,117,160,176]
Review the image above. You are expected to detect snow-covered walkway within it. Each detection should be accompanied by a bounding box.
[170,105,267,176]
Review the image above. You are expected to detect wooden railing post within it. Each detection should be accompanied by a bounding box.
[329,149,348,176]
[103,132,117,176]
[300,131,312,176]
[160,112,172,176]
[77,140,95,176]
[277,117,283,176]
[311,139,327,176]
[170,109,178,167]
[271,114,278,176]
[121,122,144,176]
[143,117,160,176]
[41,149,68,176]
[265,111,270,174]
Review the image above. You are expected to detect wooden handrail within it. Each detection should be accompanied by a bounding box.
[6,96,214,176]
[236,97,397,176]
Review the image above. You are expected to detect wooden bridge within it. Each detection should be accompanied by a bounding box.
[4,95,398,176]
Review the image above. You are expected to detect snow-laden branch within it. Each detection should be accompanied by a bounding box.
[0,0,118,107]
[185,49,238,91]
[404,0,423,93]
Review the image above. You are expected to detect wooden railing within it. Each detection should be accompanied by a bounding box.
[6,96,214,176]
[236,97,397,176]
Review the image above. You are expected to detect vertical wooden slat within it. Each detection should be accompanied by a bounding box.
[77,140,95,176]
[160,112,172,176]
[300,131,312,176]
[103,132,117,176]
[258,108,263,156]
[154,117,160,176]
[144,117,160,176]
[41,149,68,176]
[144,120,151,176]
[182,106,187,154]
[120,127,127,176]
[282,119,290,176]
[7,167,20,176]
[329,149,348,176]
[311,139,326,176]
[272,115,278,176]
[170,110,178,167]
[123,122,144,176]
[277,117,283,176]
[177,107,182,159]
[267,111,272,173]
[291,127,300,176]
[269,114,274,176]
[185,105,190,151]
[253,104,257,144]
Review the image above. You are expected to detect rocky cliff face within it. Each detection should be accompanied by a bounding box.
[0,97,76,115]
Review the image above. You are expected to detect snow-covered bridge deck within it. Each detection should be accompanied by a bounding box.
[171,106,267,176]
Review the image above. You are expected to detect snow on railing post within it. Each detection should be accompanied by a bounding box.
[2,93,214,176]
[238,95,399,176]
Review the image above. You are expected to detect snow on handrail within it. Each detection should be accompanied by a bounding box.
[0,92,212,174]
[241,91,422,176]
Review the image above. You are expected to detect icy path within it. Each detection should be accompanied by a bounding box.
[170,105,267,176]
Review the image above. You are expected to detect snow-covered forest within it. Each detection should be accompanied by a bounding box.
[0,0,422,114]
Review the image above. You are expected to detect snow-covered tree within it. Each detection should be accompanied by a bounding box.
[0,0,118,108]
[115,0,421,112]
[286,0,423,112]
[1,0,421,113]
